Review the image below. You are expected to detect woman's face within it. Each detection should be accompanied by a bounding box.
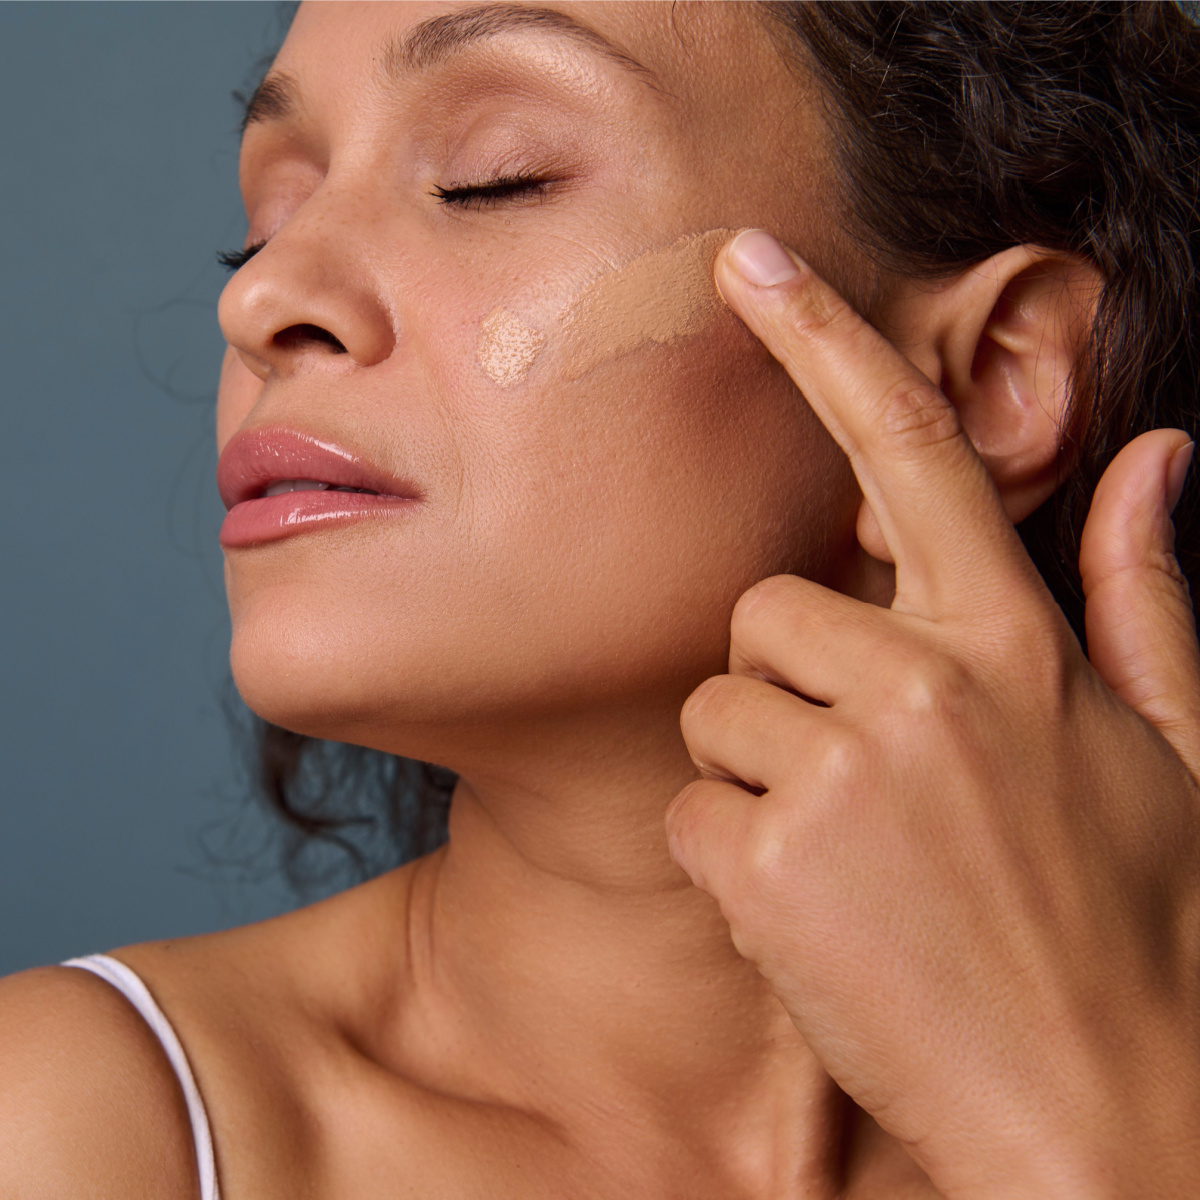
[217,0,864,760]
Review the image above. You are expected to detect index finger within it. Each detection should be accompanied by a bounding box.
[715,229,1033,613]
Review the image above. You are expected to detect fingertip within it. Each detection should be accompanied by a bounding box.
[1166,440,1194,515]
[713,230,756,308]
[1092,431,1186,521]
[1081,428,1193,590]
[727,229,801,287]
[716,229,811,304]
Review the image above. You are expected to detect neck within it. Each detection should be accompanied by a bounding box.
[387,702,849,1196]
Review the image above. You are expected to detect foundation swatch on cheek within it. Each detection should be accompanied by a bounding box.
[477,307,547,387]
[559,228,734,382]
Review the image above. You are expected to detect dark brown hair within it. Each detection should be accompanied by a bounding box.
[767,0,1200,632]
[251,1,1200,891]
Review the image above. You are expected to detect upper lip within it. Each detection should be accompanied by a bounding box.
[217,426,421,511]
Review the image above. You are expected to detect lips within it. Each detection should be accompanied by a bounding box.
[217,427,420,548]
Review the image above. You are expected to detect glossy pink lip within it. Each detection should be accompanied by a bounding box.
[217,427,421,548]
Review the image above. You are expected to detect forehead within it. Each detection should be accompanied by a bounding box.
[264,0,790,125]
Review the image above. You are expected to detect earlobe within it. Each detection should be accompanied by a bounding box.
[860,246,1103,558]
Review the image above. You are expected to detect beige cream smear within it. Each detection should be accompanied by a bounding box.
[559,228,734,381]
[475,227,734,387]
[477,307,546,387]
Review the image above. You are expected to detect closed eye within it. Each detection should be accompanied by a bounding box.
[217,173,549,271]
[431,172,549,210]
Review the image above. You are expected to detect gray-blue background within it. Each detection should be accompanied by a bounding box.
[0,2,300,975]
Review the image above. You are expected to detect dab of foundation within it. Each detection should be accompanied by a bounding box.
[477,307,546,387]
[474,228,734,388]
[560,228,734,381]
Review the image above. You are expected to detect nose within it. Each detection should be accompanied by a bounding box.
[217,185,397,380]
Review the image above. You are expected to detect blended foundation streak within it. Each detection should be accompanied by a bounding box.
[477,307,546,387]
[474,228,735,388]
[559,228,734,381]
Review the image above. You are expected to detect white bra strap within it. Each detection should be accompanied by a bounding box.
[62,954,219,1200]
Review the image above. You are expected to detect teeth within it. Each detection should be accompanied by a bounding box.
[264,479,331,497]
[261,480,381,497]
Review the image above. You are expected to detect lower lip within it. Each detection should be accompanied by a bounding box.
[219,491,418,549]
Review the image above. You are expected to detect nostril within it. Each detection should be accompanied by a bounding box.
[273,323,348,353]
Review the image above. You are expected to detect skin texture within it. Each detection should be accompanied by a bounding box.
[1,3,1197,1198]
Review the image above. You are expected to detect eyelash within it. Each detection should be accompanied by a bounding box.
[430,171,549,210]
[217,172,548,269]
[216,242,265,272]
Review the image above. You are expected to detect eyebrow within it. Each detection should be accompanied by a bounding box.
[240,3,660,135]
[239,72,296,135]
[386,4,660,84]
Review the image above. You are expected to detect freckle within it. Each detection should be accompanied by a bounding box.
[477,307,546,387]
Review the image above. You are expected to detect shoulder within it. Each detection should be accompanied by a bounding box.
[0,865,428,1198]
[0,963,200,1198]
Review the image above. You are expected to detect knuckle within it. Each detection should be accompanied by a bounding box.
[894,654,971,720]
[734,803,795,904]
[731,575,807,655]
[878,380,962,449]
[794,729,875,846]
[810,726,863,793]
[734,574,802,626]
[679,674,733,733]
[665,783,727,888]
[680,676,768,751]
[783,270,847,340]
[1152,545,1194,596]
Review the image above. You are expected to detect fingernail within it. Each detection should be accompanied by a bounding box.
[1166,441,1194,514]
[727,229,801,287]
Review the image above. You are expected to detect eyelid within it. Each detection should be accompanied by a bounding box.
[222,166,561,265]
[431,171,551,210]
[218,169,549,270]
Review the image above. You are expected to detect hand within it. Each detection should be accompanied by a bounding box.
[665,230,1200,1198]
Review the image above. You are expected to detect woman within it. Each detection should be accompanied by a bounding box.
[3,2,1199,1196]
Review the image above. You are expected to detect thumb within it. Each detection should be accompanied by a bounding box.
[1080,428,1200,772]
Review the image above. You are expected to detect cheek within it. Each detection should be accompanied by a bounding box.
[216,347,262,450]
[448,310,859,687]
[534,309,851,548]
[222,275,859,750]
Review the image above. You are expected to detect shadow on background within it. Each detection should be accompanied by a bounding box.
[0,2,300,974]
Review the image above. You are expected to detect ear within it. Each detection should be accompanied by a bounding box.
[858,246,1103,562]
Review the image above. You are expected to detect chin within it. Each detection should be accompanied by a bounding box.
[225,562,423,744]
[222,520,458,743]
[224,565,544,757]
[231,620,374,744]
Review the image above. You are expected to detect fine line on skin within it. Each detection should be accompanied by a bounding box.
[475,228,734,387]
